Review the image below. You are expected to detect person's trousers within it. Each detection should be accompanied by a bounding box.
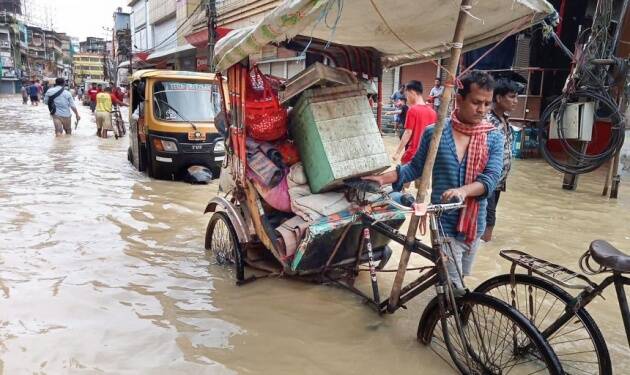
[52,115,72,135]
[95,111,113,134]
[90,101,96,112]
[445,237,481,288]
[486,190,502,227]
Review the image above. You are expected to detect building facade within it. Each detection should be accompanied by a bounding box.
[72,53,104,85]
[80,37,106,55]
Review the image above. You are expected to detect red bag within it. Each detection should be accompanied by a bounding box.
[245,66,287,141]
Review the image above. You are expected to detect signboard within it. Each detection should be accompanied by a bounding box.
[196,57,207,71]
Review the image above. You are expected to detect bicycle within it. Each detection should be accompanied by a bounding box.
[207,180,564,374]
[474,240,630,375]
[111,105,126,139]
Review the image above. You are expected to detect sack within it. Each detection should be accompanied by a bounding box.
[245,66,287,141]
[47,88,64,115]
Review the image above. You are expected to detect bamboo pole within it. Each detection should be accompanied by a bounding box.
[387,0,473,312]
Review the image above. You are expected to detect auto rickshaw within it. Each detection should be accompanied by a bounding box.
[127,69,226,182]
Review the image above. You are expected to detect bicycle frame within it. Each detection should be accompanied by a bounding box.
[540,272,630,348]
[357,210,455,315]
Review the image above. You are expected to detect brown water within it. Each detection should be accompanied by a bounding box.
[0,94,628,374]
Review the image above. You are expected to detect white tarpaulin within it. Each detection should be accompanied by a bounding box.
[214,0,555,71]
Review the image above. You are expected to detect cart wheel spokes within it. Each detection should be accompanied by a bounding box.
[206,212,244,282]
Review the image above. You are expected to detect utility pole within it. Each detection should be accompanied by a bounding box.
[206,0,216,72]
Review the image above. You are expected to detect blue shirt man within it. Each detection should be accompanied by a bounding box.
[43,78,81,136]
[364,71,504,287]
[393,121,504,240]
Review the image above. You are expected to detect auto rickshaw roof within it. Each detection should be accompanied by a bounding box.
[131,69,217,82]
[214,0,555,72]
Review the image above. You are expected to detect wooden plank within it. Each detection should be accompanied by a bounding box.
[243,180,288,269]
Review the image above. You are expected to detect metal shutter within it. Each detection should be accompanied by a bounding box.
[514,33,530,68]
[381,68,395,98]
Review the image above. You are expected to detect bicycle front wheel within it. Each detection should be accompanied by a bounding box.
[420,292,563,374]
[475,274,611,375]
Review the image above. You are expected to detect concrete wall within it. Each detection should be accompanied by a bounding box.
[400,62,439,101]
[149,0,176,25]
[176,0,203,46]
[131,0,151,51]
[152,16,177,51]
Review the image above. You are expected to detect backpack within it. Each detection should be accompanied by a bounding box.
[48,88,64,115]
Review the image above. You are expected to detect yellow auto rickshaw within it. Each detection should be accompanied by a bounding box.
[127,69,226,182]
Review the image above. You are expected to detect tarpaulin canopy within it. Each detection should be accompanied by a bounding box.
[214,0,556,72]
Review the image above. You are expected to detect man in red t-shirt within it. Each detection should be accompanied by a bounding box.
[393,80,437,165]
[87,83,101,113]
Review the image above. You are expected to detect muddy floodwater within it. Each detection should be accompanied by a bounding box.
[0,94,629,374]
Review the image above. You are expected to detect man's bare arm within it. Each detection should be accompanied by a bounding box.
[393,129,412,161]
[362,170,399,186]
[441,181,485,202]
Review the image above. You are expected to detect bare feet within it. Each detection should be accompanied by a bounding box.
[481,226,494,242]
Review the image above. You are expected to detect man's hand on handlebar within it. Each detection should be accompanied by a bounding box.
[441,187,467,203]
[362,174,385,186]
[362,170,399,187]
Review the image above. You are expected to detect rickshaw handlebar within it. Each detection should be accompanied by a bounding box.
[385,197,465,215]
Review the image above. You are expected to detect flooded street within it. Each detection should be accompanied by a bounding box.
[0,93,629,374]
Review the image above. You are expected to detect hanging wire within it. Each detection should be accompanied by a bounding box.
[300,0,344,56]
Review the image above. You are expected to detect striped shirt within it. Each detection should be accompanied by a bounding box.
[487,110,513,191]
[393,120,505,240]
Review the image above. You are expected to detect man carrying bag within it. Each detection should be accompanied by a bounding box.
[44,78,81,137]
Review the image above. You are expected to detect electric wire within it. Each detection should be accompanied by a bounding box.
[536,0,626,175]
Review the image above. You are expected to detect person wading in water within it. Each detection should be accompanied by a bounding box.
[363,71,504,287]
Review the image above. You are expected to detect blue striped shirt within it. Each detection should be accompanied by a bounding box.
[393,120,505,239]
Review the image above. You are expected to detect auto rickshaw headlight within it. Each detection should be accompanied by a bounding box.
[153,138,178,152]
[213,141,225,153]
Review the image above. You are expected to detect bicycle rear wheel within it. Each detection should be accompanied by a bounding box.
[419,292,563,374]
[475,274,611,375]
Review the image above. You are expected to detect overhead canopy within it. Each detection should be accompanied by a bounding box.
[214,0,555,72]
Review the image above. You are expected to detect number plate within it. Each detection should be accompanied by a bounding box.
[188,131,206,141]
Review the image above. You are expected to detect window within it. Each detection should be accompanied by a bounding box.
[152,81,220,122]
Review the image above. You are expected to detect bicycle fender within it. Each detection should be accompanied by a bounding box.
[417,295,440,345]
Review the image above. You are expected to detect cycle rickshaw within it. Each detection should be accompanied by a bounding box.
[204,1,562,373]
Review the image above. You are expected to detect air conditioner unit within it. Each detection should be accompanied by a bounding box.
[549,102,595,141]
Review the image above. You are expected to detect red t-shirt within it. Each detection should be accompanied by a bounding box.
[401,104,437,164]
[87,88,100,102]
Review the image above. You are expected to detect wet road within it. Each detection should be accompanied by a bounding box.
[0,94,629,374]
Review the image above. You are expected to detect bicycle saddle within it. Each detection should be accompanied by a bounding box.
[589,240,630,273]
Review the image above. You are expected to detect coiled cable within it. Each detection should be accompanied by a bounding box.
[537,88,625,175]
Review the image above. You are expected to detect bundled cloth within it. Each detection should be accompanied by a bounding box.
[287,163,353,221]
[246,138,285,188]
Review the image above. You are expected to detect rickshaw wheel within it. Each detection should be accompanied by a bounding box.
[206,211,244,282]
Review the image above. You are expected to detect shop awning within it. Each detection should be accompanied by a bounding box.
[147,44,196,62]
[214,0,555,72]
[185,27,233,49]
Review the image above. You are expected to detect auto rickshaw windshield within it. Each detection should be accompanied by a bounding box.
[153,81,221,122]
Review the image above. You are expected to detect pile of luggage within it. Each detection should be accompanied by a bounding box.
[235,63,392,259]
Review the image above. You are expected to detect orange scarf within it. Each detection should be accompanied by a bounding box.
[451,111,495,243]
